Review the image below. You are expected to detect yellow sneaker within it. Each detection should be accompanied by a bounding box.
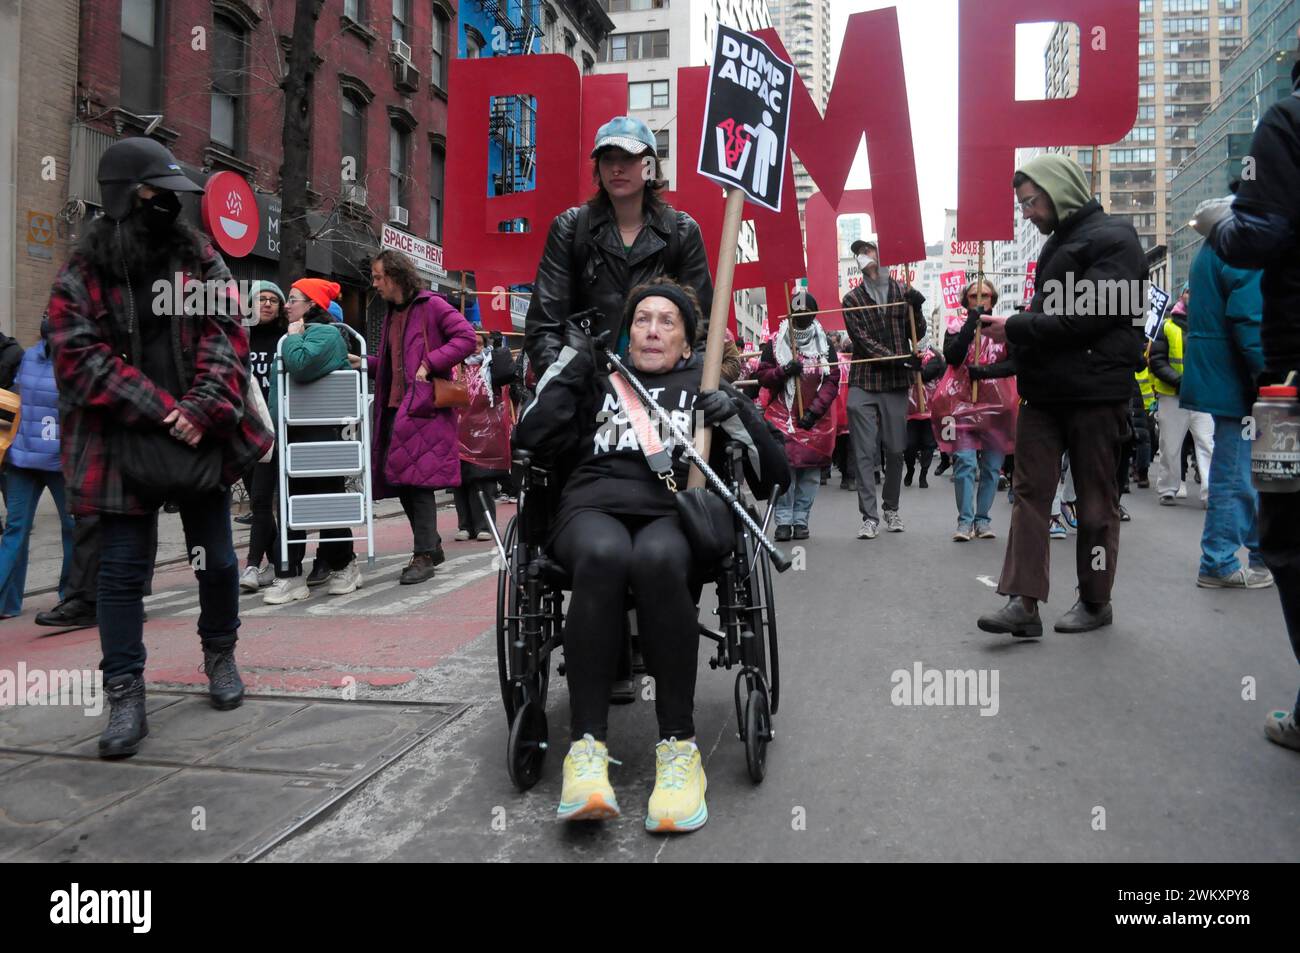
[645,738,707,833]
[557,734,621,821]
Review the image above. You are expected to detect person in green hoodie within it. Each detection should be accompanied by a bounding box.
[262,278,361,606]
[976,154,1147,639]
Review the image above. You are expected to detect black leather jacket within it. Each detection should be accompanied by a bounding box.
[524,201,713,375]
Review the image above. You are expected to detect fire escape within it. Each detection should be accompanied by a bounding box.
[480,0,540,211]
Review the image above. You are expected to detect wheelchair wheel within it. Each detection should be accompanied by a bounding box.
[495,516,518,722]
[756,547,781,715]
[507,700,549,791]
[743,689,771,783]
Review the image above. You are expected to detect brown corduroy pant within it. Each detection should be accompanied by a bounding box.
[999,401,1130,604]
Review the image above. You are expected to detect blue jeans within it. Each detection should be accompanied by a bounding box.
[1199,416,1263,578]
[99,490,240,679]
[775,467,821,528]
[0,467,73,616]
[953,450,1005,528]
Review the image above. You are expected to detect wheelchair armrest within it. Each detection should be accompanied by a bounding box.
[513,449,534,468]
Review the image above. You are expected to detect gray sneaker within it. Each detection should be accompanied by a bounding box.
[1197,569,1249,589]
[1264,710,1300,752]
[857,518,879,540]
[883,511,904,533]
[1245,567,1275,589]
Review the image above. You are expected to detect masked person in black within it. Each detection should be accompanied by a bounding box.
[46,138,272,758]
[515,280,788,832]
[525,116,713,376]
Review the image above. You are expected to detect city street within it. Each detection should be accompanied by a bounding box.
[4,476,1296,862]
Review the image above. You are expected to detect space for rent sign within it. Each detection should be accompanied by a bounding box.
[697,25,796,213]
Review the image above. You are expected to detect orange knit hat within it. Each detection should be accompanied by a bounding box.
[291,278,341,312]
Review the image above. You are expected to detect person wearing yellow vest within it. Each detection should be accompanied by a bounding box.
[1149,299,1214,506]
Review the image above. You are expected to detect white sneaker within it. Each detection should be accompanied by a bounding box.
[1176,484,1188,499]
[1245,567,1275,589]
[476,530,492,541]
[327,558,363,595]
[262,576,309,605]
[883,510,905,533]
[857,519,879,540]
[239,565,263,592]
[454,529,470,541]
[257,563,275,587]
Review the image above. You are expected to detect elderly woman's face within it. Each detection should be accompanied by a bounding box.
[629,296,688,374]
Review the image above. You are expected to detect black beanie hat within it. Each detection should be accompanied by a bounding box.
[624,282,701,345]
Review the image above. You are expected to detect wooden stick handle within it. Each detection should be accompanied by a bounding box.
[689,188,746,489]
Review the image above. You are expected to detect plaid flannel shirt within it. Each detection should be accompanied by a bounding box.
[46,239,272,516]
[840,278,926,392]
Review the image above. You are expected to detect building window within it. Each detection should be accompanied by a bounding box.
[599,30,670,62]
[432,7,450,89]
[341,93,367,189]
[210,15,246,152]
[390,122,409,212]
[654,129,669,159]
[628,80,670,110]
[604,0,669,10]
[429,146,445,242]
[465,26,485,58]
[344,0,365,21]
[120,0,163,114]
[392,0,409,44]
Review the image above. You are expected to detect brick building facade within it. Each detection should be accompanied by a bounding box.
[68,0,457,335]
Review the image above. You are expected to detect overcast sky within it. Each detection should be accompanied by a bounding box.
[827,1,1054,243]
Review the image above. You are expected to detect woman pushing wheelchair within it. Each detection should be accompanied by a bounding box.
[514,281,790,831]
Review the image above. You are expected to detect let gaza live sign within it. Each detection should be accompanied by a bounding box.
[201,171,259,259]
[697,24,795,213]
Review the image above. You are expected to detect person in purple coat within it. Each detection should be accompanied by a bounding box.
[363,250,478,585]
[756,291,838,541]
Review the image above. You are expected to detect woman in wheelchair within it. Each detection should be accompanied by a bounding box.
[514,280,789,831]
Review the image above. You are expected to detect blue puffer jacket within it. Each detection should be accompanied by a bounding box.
[7,344,62,471]
[1181,243,1265,420]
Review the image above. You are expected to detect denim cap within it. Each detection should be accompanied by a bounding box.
[591,116,656,159]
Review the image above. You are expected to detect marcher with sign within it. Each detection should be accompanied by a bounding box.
[524,116,714,376]
[1194,30,1300,751]
[840,240,928,539]
[756,290,838,541]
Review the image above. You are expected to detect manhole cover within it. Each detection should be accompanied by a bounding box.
[0,691,467,862]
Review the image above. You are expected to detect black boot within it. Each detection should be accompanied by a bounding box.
[918,467,929,489]
[1054,600,1113,633]
[35,597,97,628]
[977,596,1043,639]
[98,674,148,758]
[202,645,245,710]
[903,465,914,487]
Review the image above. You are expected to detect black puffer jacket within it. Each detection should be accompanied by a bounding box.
[524,201,713,375]
[1006,200,1147,404]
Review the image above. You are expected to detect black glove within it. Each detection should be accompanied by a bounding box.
[967,364,986,381]
[798,411,818,430]
[783,359,804,379]
[904,287,926,310]
[696,389,737,427]
[901,354,923,372]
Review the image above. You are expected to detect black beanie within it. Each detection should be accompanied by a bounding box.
[624,283,700,344]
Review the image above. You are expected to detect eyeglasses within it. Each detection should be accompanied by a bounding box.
[286,294,308,305]
[1017,192,1044,212]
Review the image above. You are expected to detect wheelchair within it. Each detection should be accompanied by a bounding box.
[489,441,782,791]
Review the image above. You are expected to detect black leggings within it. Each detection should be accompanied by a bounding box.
[552,510,698,743]
[903,418,935,475]
[246,454,278,568]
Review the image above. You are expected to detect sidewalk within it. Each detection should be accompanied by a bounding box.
[14,488,459,598]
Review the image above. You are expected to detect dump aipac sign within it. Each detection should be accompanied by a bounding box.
[697,24,796,213]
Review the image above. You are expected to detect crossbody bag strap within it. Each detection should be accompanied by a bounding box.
[606,370,678,492]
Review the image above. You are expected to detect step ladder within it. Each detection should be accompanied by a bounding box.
[276,325,375,572]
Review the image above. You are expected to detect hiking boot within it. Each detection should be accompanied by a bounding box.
[977,596,1043,639]
[98,673,148,759]
[35,597,97,628]
[400,553,437,585]
[1054,600,1113,633]
[201,646,245,710]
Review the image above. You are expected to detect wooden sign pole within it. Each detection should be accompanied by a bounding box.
[689,186,747,489]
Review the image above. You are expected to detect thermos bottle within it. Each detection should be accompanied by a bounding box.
[1251,384,1300,493]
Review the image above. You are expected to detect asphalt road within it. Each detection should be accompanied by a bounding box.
[262,471,1300,862]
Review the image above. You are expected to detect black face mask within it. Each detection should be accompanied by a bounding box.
[138,190,182,234]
